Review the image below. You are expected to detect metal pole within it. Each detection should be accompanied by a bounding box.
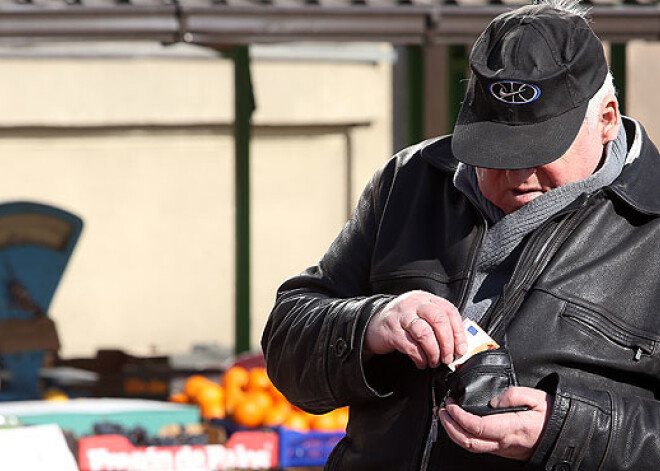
[344,129,353,220]
[407,45,424,146]
[423,45,450,138]
[610,43,627,115]
[232,45,255,355]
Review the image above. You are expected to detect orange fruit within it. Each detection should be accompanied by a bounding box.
[196,383,224,406]
[310,412,339,431]
[201,401,226,420]
[268,383,288,403]
[43,388,69,401]
[333,407,349,430]
[250,390,274,411]
[247,367,271,391]
[232,397,266,428]
[168,392,189,404]
[148,379,168,396]
[282,411,310,432]
[124,378,147,395]
[223,366,249,391]
[184,375,212,399]
[263,401,292,427]
[225,385,247,415]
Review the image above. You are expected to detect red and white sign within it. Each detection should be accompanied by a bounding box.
[0,424,79,471]
[78,432,278,471]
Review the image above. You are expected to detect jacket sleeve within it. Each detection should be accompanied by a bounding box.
[261,158,400,414]
[528,375,660,471]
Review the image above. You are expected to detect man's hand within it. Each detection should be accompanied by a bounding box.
[363,290,467,369]
[438,387,552,461]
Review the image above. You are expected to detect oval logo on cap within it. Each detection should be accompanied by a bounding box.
[489,81,540,105]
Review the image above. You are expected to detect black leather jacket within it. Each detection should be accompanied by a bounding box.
[262,117,660,471]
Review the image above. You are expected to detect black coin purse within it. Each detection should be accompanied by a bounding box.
[443,348,529,416]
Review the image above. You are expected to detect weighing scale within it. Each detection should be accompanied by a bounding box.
[0,202,83,400]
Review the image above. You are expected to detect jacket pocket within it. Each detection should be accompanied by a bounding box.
[561,301,658,360]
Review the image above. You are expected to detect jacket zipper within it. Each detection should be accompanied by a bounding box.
[480,196,586,333]
[418,192,595,471]
[456,212,489,313]
[486,194,594,341]
[419,380,440,471]
[418,207,488,471]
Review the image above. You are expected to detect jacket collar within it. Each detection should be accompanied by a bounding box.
[420,117,660,216]
[419,134,459,173]
[608,117,660,216]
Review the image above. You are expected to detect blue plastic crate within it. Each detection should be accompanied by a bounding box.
[278,427,345,468]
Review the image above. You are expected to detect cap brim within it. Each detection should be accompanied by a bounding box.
[451,102,588,170]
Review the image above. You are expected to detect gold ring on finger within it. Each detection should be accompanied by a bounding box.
[406,317,424,331]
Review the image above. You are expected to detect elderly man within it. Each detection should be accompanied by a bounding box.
[262,1,660,470]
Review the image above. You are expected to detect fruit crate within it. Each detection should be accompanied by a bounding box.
[210,420,345,469]
[277,427,344,468]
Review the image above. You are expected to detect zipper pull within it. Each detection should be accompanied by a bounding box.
[634,347,643,361]
[430,407,439,442]
[420,382,441,471]
[419,411,439,471]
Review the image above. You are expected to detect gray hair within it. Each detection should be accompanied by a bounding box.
[534,0,591,19]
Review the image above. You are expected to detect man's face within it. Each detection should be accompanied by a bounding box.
[475,119,607,215]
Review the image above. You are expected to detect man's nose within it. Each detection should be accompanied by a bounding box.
[505,167,536,184]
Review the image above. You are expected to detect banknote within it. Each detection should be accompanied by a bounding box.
[448,319,500,371]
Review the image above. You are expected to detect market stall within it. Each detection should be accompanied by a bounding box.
[0,202,343,470]
[0,355,347,470]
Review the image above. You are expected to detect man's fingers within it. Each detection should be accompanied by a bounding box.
[444,401,521,442]
[417,303,454,364]
[400,316,439,368]
[401,331,429,369]
[444,403,496,439]
[372,291,468,369]
[490,387,547,410]
[416,302,467,364]
[425,294,460,315]
[425,294,465,353]
[441,394,552,461]
[438,408,499,454]
[446,307,468,357]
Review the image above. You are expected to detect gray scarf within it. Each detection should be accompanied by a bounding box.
[453,125,628,322]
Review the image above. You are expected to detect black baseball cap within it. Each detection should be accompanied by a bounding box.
[451,4,609,170]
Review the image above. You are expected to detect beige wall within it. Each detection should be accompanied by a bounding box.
[0,59,232,125]
[0,133,234,356]
[0,50,392,358]
[627,41,660,141]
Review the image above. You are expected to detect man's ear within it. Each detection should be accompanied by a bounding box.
[601,96,621,144]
